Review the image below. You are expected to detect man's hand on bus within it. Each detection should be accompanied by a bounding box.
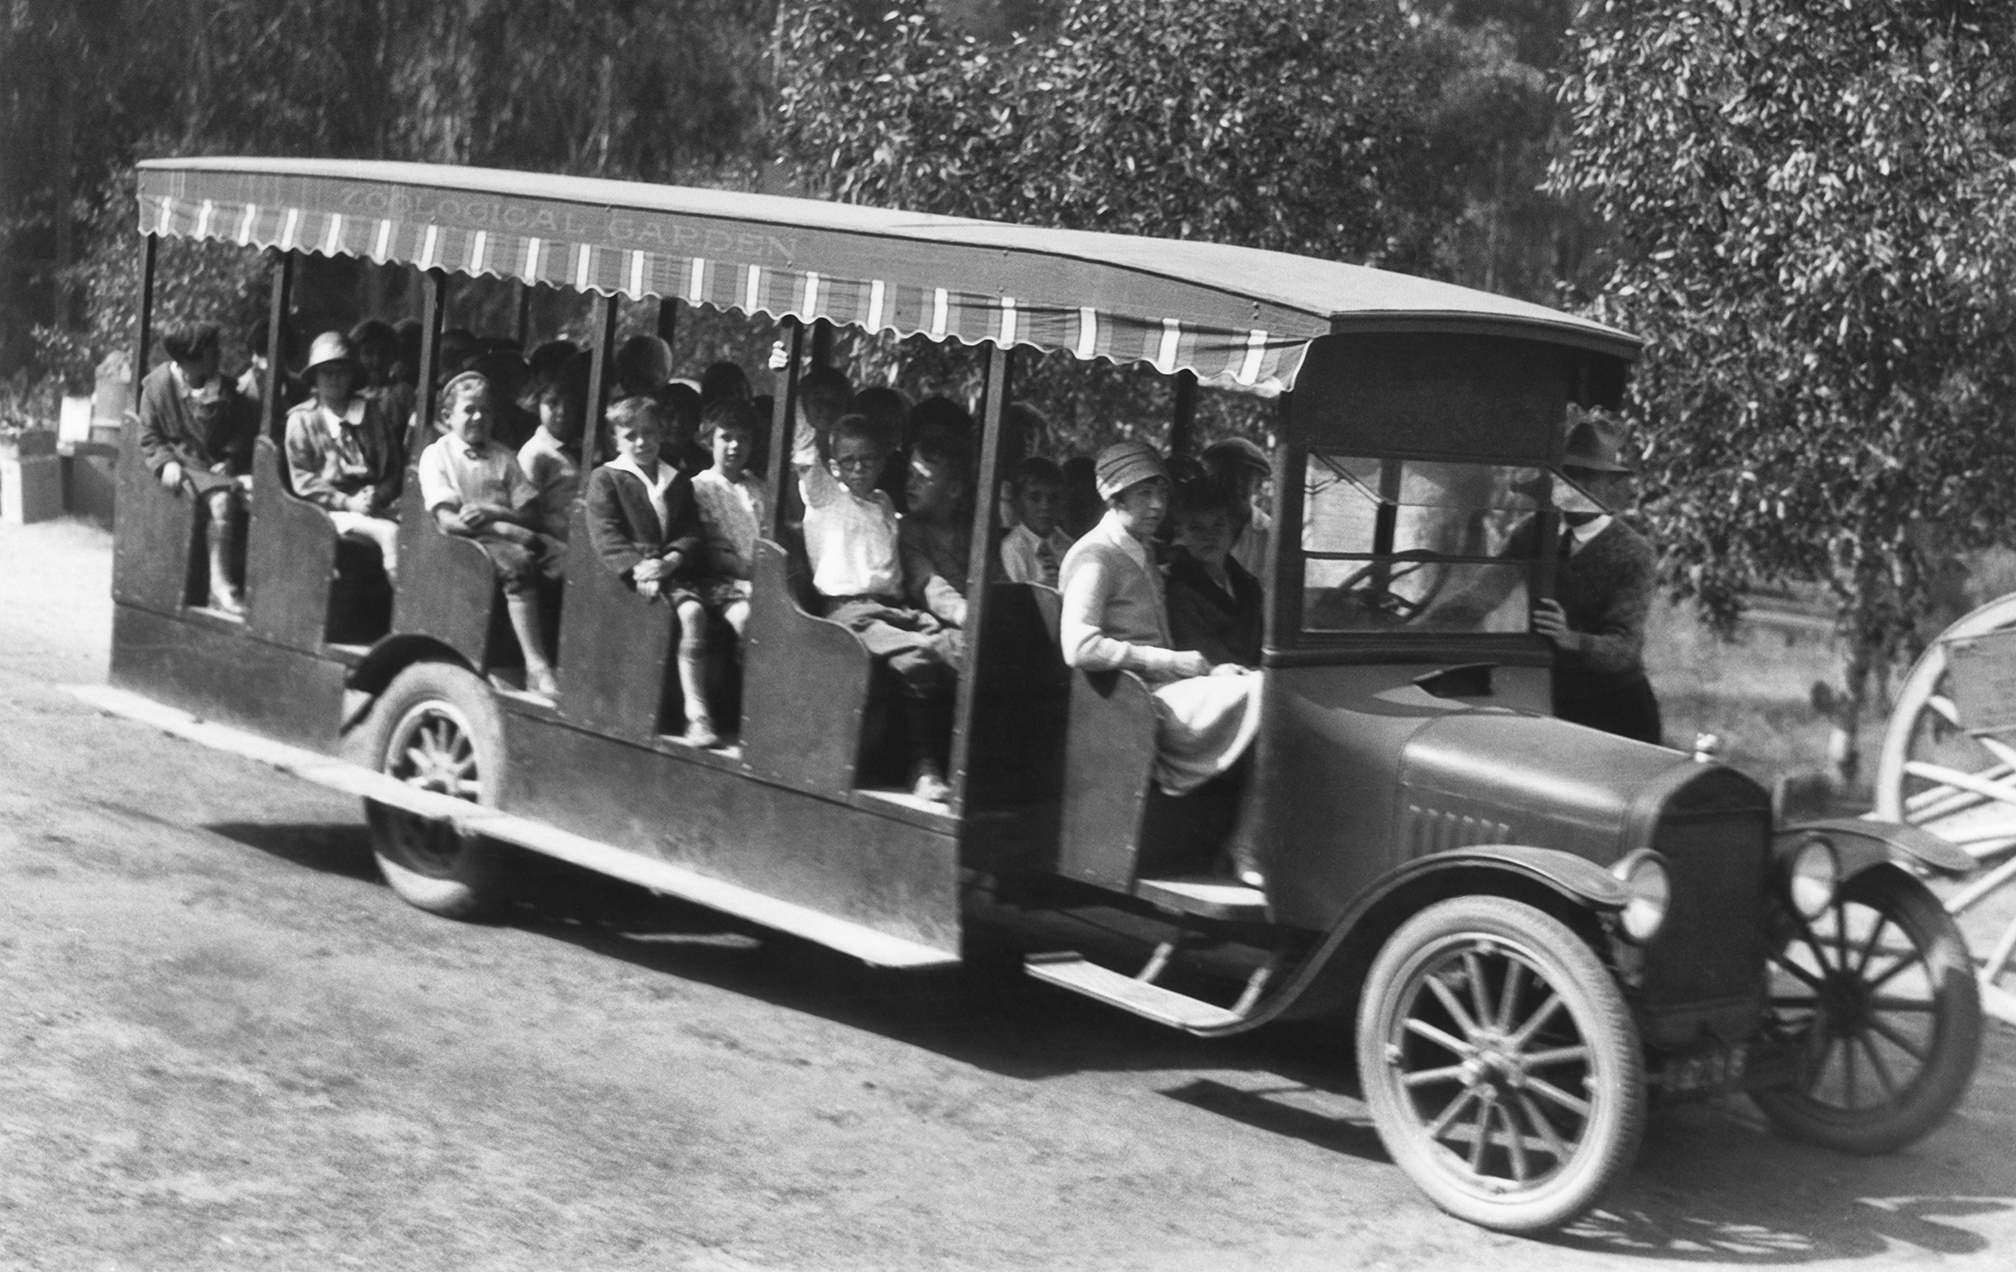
[158,461,184,491]
[1531,598,1580,650]
[1171,651,1212,678]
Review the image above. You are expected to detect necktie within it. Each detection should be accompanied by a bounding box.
[1036,537,1059,585]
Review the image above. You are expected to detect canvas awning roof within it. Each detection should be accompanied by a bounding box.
[137,157,1638,394]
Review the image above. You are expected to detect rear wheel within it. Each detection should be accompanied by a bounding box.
[1357,896,1644,1233]
[1752,867,1981,1153]
[347,661,509,919]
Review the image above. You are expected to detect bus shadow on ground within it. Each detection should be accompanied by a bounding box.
[1547,1101,2012,1262]
[206,818,2016,1258]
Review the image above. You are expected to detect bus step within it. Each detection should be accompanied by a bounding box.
[1024,951,1245,1031]
[1133,876,1266,920]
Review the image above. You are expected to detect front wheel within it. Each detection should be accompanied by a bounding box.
[1357,896,1644,1233]
[1752,866,1981,1154]
[345,660,510,919]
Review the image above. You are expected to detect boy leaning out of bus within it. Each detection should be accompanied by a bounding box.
[417,371,564,698]
[585,397,724,748]
[284,331,407,581]
[688,396,769,644]
[795,407,961,804]
[136,320,261,615]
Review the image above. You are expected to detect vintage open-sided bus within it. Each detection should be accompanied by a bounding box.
[78,156,1984,1232]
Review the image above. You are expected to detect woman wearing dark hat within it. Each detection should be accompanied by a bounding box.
[1058,441,1264,880]
[1199,435,1273,579]
[1543,413,1662,745]
[283,331,408,580]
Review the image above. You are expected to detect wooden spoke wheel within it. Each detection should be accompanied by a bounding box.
[1874,594,2016,1012]
[1752,867,1981,1153]
[1874,595,2016,847]
[1358,896,1644,1233]
[346,661,510,919]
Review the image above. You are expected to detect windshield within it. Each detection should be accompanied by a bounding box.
[1300,453,1547,634]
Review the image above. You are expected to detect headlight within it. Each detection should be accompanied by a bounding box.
[1788,836,1839,919]
[1611,850,1672,944]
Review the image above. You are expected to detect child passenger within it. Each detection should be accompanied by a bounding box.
[284,331,406,581]
[689,397,769,641]
[1058,442,1262,878]
[585,397,723,748]
[998,456,1073,588]
[417,372,564,697]
[519,354,589,541]
[137,320,261,615]
[795,408,961,803]
[900,430,972,627]
[1164,478,1265,668]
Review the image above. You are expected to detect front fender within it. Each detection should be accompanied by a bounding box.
[1193,845,1628,1038]
[1372,844,1631,913]
[1775,817,1975,880]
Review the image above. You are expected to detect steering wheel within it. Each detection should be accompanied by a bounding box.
[1323,551,1437,622]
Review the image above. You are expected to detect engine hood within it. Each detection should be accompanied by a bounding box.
[1396,710,1767,863]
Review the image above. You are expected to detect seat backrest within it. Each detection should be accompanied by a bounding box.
[1029,582,1063,647]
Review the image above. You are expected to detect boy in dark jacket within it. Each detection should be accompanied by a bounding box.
[584,397,720,747]
[137,321,260,614]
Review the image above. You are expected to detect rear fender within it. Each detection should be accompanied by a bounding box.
[1774,817,1974,881]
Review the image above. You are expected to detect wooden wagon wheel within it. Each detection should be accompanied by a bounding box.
[1873,593,2016,1021]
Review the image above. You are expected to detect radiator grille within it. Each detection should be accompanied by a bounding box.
[1404,804,1513,855]
[1643,807,1769,1008]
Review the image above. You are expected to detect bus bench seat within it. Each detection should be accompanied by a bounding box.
[1024,586,1158,886]
[739,537,878,798]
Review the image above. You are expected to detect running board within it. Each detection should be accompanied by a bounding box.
[1024,951,1245,1031]
[1134,876,1267,920]
[65,684,958,970]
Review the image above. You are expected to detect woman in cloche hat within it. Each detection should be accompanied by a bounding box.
[1056,440,1266,885]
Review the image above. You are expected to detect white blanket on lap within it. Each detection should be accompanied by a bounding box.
[1149,670,1260,795]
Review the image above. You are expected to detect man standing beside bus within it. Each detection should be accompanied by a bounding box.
[1542,414,1662,746]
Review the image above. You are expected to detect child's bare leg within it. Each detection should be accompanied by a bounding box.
[505,593,558,696]
[675,598,718,746]
[202,488,243,613]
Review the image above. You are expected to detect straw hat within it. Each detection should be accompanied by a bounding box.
[1094,440,1167,500]
[303,331,358,377]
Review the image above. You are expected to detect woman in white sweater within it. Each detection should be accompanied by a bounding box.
[1057,441,1261,814]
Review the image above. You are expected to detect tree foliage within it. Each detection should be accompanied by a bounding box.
[1553,0,2016,753]
[776,0,1583,450]
[2,0,776,384]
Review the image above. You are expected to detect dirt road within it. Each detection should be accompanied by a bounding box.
[4,517,2016,1271]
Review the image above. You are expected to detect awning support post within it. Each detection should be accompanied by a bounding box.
[582,292,620,473]
[765,319,806,541]
[656,295,678,353]
[948,339,1012,813]
[415,270,449,455]
[262,251,294,443]
[135,232,159,380]
[1170,369,1197,457]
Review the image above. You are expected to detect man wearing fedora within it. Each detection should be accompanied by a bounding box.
[1541,411,1662,746]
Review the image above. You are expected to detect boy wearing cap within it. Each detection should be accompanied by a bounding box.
[137,320,261,615]
[1058,442,1262,880]
[794,406,961,803]
[284,331,407,580]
